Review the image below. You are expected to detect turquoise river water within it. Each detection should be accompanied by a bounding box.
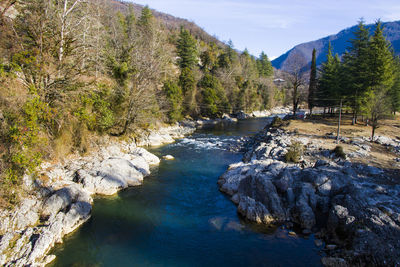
[51,117,322,267]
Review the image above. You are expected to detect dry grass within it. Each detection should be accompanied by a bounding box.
[282,114,400,171]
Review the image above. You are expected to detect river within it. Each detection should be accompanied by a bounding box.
[51,117,322,266]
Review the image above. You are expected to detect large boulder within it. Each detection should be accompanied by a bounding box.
[237,195,274,224]
[75,157,145,195]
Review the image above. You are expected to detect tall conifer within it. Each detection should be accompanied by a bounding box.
[308,48,317,115]
[341,20,371,123]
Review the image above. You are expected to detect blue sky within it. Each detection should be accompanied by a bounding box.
[130,0,400,59]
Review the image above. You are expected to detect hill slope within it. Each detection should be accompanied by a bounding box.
[272,21,400,71]
[108,0,224,45]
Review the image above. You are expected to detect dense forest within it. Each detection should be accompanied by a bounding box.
[0,0,276,206]
[307,20,400,139]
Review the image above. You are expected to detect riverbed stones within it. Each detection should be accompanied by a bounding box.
[219,123,400,266]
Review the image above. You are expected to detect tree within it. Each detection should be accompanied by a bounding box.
[316,42,341,110]
[137,5,152,27]
[389,57,400,114]
[106,7,170,135]
[177,27,198,70]
[360,21,396,140]
[285,52,307,116]
[198,73,229,117]
[179,67,197,115]
[256,51,273,77]
[308,48,317,115]
[360,88,390,141]
[163,80,183,122]
[368,21,395,89]
[200,42,218,72]
[341,19,371,123]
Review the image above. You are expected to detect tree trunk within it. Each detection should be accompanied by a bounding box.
[371,125,376,141]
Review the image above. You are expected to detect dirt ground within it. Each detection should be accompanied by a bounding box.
[282,113,400,171]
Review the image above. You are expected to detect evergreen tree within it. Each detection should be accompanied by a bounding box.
[389,57,400,114]
[163,80,183,122]
[308,48,317,115]
[341,20,371,123]
[179,67,197,114]
[198,73,229,116]
[360,21,396,139]
[177,27,198,70]
[137,6,153,27]
[368,21,395,89]
[217,40,237,69]
[200,42,218,72]
[316,43,341,109]
[256,51,273,77]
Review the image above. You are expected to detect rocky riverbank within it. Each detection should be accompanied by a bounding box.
[0,122,196,266]
[218,119,400,266]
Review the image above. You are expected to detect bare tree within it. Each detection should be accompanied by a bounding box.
[284,52,307,116]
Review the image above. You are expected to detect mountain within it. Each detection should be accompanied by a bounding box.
[272,20,400,71]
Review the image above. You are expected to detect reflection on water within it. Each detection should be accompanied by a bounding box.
[51,118,322,267]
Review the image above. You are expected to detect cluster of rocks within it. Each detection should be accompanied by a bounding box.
[235,107,292,120]
[218,126,400,266]
[0,122,194,266]
[135,122,196,147]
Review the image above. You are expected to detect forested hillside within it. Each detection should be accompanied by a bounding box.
[0,0,275,206]
[272,20,400,72]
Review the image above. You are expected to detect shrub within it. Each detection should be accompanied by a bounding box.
[284,142,304,163]
[333,145,346,159]
[270,116,284,128]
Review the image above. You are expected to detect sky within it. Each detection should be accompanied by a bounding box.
[130,0,400,59]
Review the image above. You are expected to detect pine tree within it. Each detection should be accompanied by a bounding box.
[137,5,153,27]
[361,21,396,140]
[308,48,317,115]
[341,20,371,123]
[177,27,198,70]
[316,43,341,110]
[198,73,229,116]
[200,42,218,72]
[163,80,183,122]
[389,57,400,114]
[256,51,273,77]
[179,67,197,115]
[368,21,395,89]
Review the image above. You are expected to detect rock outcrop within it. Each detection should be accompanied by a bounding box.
[218,125,400,266]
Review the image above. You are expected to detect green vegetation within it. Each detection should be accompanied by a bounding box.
[333,146,346,159]
[270,116,284,128]
[313,20,400,140]
[0,1,276,206]
[284,142,304,163]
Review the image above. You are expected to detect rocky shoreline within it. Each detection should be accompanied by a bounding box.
[218,119,400,266]
[0,107,290,266]
[0,122,197,266]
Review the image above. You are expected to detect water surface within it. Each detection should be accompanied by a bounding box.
[51,117,322,267]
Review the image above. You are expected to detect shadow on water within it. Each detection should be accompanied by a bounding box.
[50,117,322,267]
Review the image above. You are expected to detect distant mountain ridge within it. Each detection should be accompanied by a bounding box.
[272,20,400,71]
